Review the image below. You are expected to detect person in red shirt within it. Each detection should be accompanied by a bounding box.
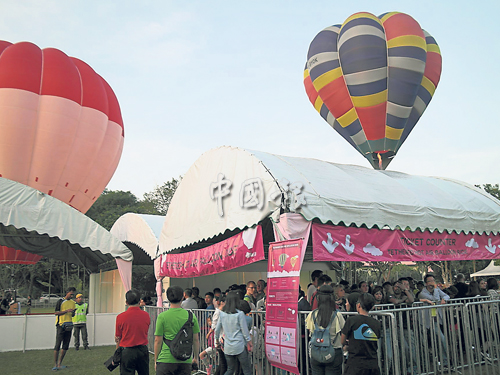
[115,289,151,375]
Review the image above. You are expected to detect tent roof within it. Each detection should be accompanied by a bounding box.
[110,213,164,263]
[159,146,500,254]
[0,177,133,272]
[470,260,500,277]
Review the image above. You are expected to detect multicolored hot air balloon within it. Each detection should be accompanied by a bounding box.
[304,12,442,169]
[0,40,124,263]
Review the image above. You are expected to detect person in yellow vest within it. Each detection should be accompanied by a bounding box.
[53,287,76,371]
[73,293,90,350]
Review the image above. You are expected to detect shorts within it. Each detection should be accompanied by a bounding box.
[54,325,72,351]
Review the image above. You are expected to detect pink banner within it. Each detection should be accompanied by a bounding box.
[159,226,264,277]
[313,223,500,262]
[265,238,304,375]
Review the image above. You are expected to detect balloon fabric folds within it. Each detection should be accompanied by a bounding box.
[0,246,42,265]
[304,12,442,170]
[0,40,124,213]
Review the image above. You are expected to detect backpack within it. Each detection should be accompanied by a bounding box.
[308,310,337,364]
[163,310,194,361]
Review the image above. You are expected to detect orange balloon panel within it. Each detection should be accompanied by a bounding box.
[0,246,42,264]
[0,41,124,213]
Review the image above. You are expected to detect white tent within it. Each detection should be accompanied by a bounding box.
[110,213,164,264]
[470,260,500,277]
[0,177,133,272]
[159,146,500,254]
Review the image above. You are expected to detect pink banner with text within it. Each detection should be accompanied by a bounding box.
[313,223,500,262]
[159,226,264,277]
[265,238,304,375]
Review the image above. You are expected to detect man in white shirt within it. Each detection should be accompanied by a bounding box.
[181,288,198,310]
[419,274,450,368]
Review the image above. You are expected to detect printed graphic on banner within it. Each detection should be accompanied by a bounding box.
[159,226,264,277]
[268,241,302,277]
[312,223,500,262]
[265,238,304,375]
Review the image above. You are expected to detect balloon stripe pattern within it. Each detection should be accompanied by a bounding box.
[0,246,42,265]
[0,41,124,213]
[305,12,442,169]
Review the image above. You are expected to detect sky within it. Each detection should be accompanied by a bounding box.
[0,1,499,198]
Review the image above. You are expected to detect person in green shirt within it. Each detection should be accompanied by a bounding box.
[72,293,89,350]
[154,285,200,375]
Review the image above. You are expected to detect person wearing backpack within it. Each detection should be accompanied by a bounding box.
[305,284,345,375]
[215,291,253,375]
[154,286,200,375]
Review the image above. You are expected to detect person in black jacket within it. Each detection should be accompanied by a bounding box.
[192,287,207,309]
[454,273,468,299]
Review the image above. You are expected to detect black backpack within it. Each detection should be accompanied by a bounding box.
[163,310,194,361]
[308,310,337,363]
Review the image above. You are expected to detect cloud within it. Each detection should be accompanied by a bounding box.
[363,243,383,256]
[465,238,479,249]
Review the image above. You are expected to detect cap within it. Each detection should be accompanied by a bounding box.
[75,294,83,298]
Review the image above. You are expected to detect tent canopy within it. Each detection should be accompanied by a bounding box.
[0,177,133,272]
[159,146,500,254]
[470,260,500,277]
[110,213,165,264]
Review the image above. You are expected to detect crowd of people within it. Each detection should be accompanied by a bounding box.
[300,270,500,374]
[110,271,500,375]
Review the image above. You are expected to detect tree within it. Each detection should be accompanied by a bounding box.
[360,261,400,284]
[142,177,180,215]
[86,189,159,230]
[475,183,500,200]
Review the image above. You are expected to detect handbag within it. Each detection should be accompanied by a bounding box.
[62,322,73,332]
[104,347,123,372]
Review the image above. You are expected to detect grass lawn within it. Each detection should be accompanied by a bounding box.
[7,306,75,315]
[0,345,157,375]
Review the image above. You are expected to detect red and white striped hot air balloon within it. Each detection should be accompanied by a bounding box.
[0,40,124,264]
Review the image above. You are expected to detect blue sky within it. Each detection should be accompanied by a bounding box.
[1,1,499,198]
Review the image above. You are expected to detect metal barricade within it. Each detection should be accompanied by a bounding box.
[145,298,500,375]
[463,299,500,375]
[144,306,165,354]
[378,296,497,375]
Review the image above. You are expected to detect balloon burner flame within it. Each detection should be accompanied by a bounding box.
[377,153,382,169]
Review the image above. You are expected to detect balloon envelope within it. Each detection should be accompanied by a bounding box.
[0,41,124,264]
[0,40,124,213]
[304,12,442,169]
[0,245,42,264]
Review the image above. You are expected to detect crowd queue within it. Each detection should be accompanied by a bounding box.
[46,271,498,375]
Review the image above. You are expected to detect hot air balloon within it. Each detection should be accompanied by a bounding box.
[0,40,124,263]
[0,247,42,265]
[304,12,442,170]
[279,253,289,268]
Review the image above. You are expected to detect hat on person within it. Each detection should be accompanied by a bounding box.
[76,294,83,298]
